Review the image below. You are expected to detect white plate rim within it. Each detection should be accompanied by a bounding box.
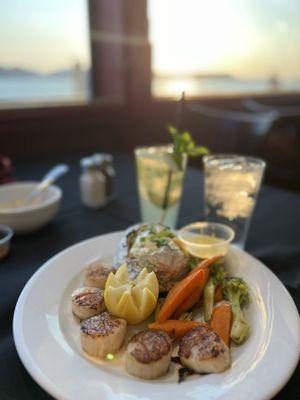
[13,231,300,400]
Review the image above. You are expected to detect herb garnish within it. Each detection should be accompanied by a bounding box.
[171,356,181,364]
[171,357,199,383]
[160,126,209,224]
[153,237,169,247]
[178,367,195,383]
[153,227,174,247]
[168,125,209,171]
[136,225,174,248]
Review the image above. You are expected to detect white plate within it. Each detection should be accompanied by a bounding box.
[13,231,300,400]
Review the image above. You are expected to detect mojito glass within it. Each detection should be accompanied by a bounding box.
[135,145,187,228]
[203,155,266,249]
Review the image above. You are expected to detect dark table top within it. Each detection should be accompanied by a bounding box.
[1,153,299,400]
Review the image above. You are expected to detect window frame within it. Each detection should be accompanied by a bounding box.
[0,0,299,119]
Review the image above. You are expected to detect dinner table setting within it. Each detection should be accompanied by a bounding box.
[0,138,300,399]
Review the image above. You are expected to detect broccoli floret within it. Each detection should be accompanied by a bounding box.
[187,255,201,269]
[223,277,250,344]
[203,263,227,322]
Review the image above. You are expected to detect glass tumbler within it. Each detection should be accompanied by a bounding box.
[135,145,187,228]
[203,154,266,249]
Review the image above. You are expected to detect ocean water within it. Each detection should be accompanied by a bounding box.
[152,77,300,98]
[0,75,299,104]
[0,75,90,103]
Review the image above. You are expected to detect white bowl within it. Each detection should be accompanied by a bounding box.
[0,182,62,234]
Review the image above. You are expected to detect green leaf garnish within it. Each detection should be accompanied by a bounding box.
[168,125,209,170]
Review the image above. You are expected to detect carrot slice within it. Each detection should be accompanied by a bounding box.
[149,320,207,340]
[172,287,200,319]
[210,303,232,346]
[157,255,221,323]
[214,285,223,302]
[172,267,210,318]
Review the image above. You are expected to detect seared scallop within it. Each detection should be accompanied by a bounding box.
[84,261,114,289]
[125,329,172,379]
[81,312,127,357]
[178,325,231,374]
[71,287,106,320]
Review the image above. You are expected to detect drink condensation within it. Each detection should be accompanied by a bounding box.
[203,155,266,249]
[135,145,187,228]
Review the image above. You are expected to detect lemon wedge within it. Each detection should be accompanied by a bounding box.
[104,264,159,324]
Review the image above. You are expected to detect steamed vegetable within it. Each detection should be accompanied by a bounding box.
[214,285,223,302]
[149,320,207,340]
[172,287,201,319]
[154,298,165,320]
[203,263,227,322]
[187,255,202,269]
[172,266,210,319]
[222,277,250,344]
[178,311,193,321]
[156,256,220,323]
[210,303,232,346]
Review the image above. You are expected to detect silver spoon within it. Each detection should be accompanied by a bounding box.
[1,164,69,209]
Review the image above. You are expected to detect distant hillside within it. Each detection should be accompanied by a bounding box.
[193,73,234,80]
[49,69,73,78]
[0,67,90,78]
[0,67,41,77]
[154,72,234,80]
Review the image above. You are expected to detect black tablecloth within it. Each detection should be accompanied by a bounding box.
[0,153,299,400]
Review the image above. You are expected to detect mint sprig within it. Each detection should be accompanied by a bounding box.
[159,125,209,224]
[168,125,209,170]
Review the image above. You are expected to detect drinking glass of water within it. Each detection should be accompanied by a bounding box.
[203,155,266,249]
[135,145,187,228]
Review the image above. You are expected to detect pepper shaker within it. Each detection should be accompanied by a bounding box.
[93,153,116,200]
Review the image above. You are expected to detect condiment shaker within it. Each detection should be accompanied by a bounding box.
[79,157,107,209]
[93,153,116,200]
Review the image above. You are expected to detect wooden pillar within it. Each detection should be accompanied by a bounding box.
[88,0,125,99]
[88,0,151,102]
[123,0,151,102]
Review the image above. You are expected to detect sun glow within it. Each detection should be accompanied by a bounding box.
[148,0,252,76]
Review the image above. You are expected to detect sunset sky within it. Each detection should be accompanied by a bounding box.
[0,0,90,73]
[149,0,300,80]
[0,0,299,80]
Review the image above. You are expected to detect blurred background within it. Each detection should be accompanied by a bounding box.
[1,0,300,190]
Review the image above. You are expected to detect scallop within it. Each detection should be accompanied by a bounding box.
[178,325,231,374]
[84,260,115,289]
[71,287,106,320]
[81,312,127,357]
[125,329,172,379]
